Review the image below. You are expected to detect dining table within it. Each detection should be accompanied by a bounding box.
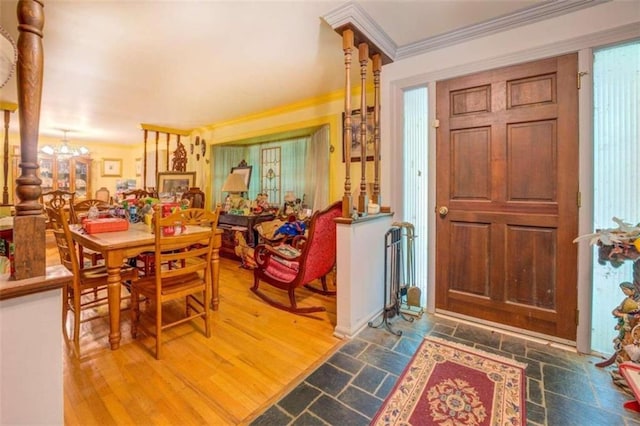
[70,222,222,350]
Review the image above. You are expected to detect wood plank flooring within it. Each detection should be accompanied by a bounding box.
[51,235,341,425]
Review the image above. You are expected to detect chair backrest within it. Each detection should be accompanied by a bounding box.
[42,189,75,210]
[297,201,342,285]
[123,189,155,200]
[46,206,80,278]
[151,207,221,291]
[71,199,111,224]
[95,187,110,203]
[181,187,205,208]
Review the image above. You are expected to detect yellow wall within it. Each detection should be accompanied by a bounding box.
[189,88,376,210]
[4,89,377,210]
[5,133,140,203]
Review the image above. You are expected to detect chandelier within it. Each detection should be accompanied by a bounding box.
[40,130,90,158]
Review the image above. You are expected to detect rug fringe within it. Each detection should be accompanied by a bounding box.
[425,335,528,369]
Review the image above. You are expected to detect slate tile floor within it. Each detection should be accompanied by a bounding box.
[250,313,640,426]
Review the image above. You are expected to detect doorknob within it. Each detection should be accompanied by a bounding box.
[438,206,449,217]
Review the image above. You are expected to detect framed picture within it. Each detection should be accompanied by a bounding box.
[135,158,142,176]
[342,107,375,162]
[231,164,252,188]
[157,171,195,195]
[102,158,122,177]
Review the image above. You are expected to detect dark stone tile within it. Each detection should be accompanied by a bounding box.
[340,339,369,358]
[250,405,293,426]
[454,323,501,349]
[308,395,370,426]
[474,343,514,360]
[352,365,387,394]
[337,385,383,419]
[305,363,352,396]
[527,348,584,372]
[516,355,542,381]
[355,325,401,350]
[291,412,328,426]
[501,335,527,356]
[430,322,455,336]
[543,364,596,404]
[527,377,543,405]
[545,390,626,426]
[375,374,398,399]
[278,382,321,417]
[393,335,421,357]
[428,331,472,347]
[525,400,546,425]
[357,343,410,376]
[592,380,637,412]
[328,352,364,375]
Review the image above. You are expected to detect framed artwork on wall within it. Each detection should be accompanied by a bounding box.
[157,171,195,195]
[342,106,375,162]
[102,158,122,177]
[135,158,142,176]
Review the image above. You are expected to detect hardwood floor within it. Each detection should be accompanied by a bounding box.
[52,234,341,425]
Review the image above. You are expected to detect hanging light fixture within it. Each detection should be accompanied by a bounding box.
[40,130,90,158]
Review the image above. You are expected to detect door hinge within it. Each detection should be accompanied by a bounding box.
[577,191,581,208]
[576,309,580,326]
[577,71,588,89]
[433,119,440,128]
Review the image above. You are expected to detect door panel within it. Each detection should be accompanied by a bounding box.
[436,54,578,340]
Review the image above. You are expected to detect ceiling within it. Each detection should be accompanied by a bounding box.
[0,0,597,146]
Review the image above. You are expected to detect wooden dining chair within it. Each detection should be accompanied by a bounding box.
[95,186,111,203]
[71,199,112,267]
[46,206,138,357]
[130,207,220,359]
[41,189,76,229]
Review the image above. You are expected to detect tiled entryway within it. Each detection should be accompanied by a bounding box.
[251,313,640,425]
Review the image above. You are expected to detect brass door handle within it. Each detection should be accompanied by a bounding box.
[438,206,449,217]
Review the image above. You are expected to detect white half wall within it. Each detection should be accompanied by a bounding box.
[0,288,63,425]
[335,215,393,338]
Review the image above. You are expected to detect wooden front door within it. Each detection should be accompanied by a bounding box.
[435,54,579,340]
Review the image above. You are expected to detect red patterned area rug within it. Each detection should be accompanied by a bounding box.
[372,336,526,425]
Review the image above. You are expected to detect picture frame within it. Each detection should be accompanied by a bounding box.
[135,158,142,176]
[102,158,122,177]
[157,171,195,195]
[342,106,376,162]
[231,163,252,188]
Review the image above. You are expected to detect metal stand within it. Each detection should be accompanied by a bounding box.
[368,226,413,335]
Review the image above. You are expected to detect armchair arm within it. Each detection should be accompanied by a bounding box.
[254,243,302,269]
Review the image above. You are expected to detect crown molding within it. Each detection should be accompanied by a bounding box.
[396,0,609,60]
[321,0,397,62]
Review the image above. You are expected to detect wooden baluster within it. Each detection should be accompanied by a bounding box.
[357,42,369,214]
[154,131,159,181]
[372,54,381,205]
[166,133,170,171]
[2,105,17,205]
[342,29,353,219]
[142,128,148,188]
[14,0,46,279]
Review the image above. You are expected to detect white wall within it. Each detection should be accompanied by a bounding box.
[1,289,64,425]
[378,0,640,353]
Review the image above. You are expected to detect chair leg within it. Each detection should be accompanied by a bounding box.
[131,287,139,339]
[61,286,70,345]
[155,301,162,360]
[73,293,81,357]
[304,275,337,296]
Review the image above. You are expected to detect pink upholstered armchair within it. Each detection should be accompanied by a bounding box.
[251,201,342,314]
